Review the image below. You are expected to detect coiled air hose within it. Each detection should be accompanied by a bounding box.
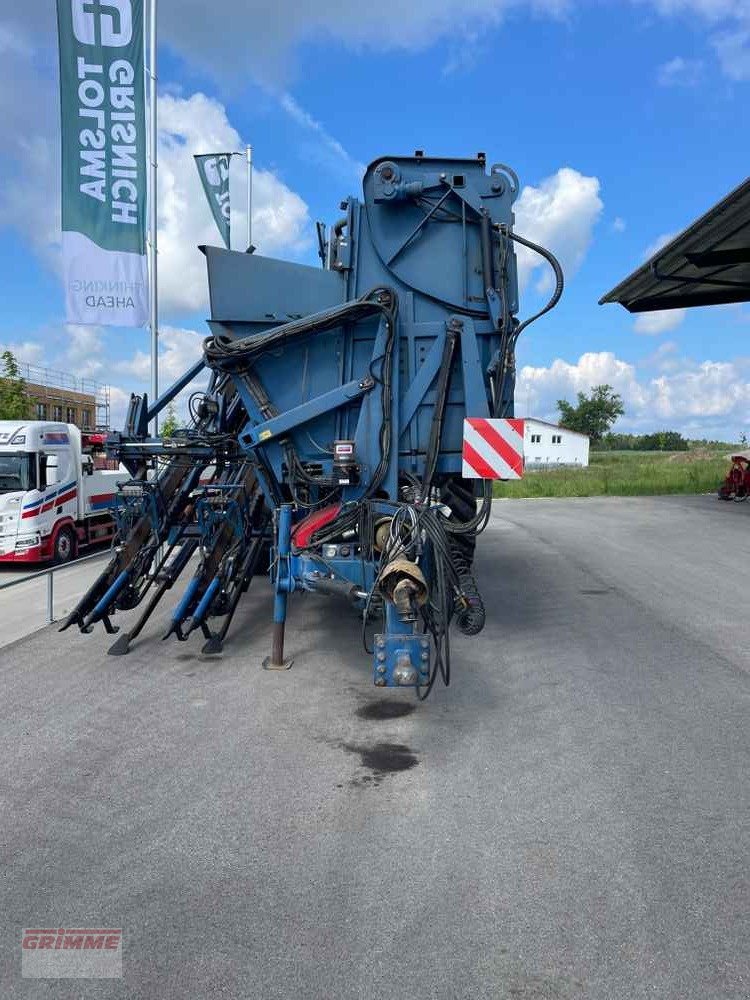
[450,536,486,636]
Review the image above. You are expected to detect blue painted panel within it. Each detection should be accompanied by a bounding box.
[204,246,344,322]
[205,154,521,500]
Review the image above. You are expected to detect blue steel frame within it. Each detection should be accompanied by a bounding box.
[201,154,521,685]
[228,309,492,686]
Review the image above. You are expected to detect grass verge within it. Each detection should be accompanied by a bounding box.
[494,450,730,499]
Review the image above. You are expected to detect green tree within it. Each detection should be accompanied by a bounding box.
[640,431,688,452]
[160,400,180,438]
[0,350,31,420]
[599,430,688,452]
[557,384,624,444]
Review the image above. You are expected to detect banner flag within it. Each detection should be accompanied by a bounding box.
[57,0,148,327]
[194,154,232,249]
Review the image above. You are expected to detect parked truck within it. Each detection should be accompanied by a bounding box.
[0,421,125,564]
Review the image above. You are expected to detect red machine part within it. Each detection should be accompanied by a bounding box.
[291,503,342,550]
[718,456,750,500]
[82,433,107,448]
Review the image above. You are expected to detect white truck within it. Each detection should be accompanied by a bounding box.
[0,421,126,564]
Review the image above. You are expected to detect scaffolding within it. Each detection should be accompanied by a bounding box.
[19,362,111,430]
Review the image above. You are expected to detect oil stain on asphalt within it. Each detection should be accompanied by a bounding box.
[343,741,419,786]
[355,700,415,721]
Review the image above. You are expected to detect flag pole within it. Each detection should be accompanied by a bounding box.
[246,144,253,251]
[148,0,159,433]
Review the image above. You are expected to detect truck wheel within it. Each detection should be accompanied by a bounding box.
[53,527,75,564]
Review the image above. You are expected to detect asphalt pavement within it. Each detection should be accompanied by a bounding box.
[1,494,748,999]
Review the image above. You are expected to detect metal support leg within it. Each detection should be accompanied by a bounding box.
[46,571,54,625]
[264,504,293,670]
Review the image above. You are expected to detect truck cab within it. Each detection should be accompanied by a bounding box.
[0,421,125,563]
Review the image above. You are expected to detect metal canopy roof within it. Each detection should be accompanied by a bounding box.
[600,176,750,312]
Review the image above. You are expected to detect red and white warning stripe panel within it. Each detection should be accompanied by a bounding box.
[462,418,524,480]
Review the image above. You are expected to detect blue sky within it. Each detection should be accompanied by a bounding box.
[1,0,748,438]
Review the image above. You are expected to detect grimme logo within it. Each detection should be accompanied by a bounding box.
[21,927,122,979]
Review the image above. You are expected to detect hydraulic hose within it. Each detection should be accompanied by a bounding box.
[507,230,564,338]
[450,537,486,636]
[203,288,396,368]
[489,229,564,419]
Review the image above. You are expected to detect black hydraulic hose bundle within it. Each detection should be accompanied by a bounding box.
[419,326,458,503]
[203,289,395,368]
[506,229,564,339]
[480,210,494,295]
[492,229,565,420]
[204,287,398,507]
[411,505,465,699]
[350,495,487,700]
[359,287,398,499]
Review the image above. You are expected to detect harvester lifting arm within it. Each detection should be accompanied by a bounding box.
[146,359,207,426]
[59,454,203,635]
[163,463,263,644]
[61,367,241,644]
[107,535,201,655]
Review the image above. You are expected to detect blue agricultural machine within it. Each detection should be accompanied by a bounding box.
[62,152,563,697]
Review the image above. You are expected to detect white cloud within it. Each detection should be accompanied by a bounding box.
[4,323,209,429]
[643,231,677,260]
[4,2,747,90]
[2,327,133,426]
[106,386,133,431]
[0,134,61,275]
[643,340,680,371]
[279,93,365,181]
[517,349,750,438]
[2,3,574,95]
[64,326,107,378]
[657,56,704,86]
[712,26,750,80]
[514,167,603,292]
[612,217,627,233]
[0,33,312,317]
[102,386,129,430]
[112,325,209,424]
[2,327,105,377]
[157,92,311,313]
[632,232,689,337]
[633,308,687,335]
[1,340,44,367]
[648,360,750,423]
[637,1,750,81]
[114,325,204,384]
[518,352,644,419]
[157,0,572,85]
[645,0,741,12]
[0,18,62,269]
[442,29,486,75]
[0,23,33,57]
[0,13,604,330]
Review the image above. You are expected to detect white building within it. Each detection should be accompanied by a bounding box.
[523,419,590,468]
